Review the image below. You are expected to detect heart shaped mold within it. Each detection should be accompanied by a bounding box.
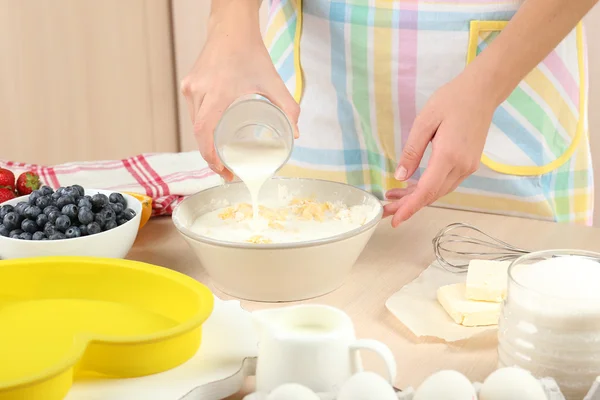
[0,256,214,400]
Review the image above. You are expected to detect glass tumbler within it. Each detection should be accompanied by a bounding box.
[213,95,294,174]
[498,249,600,400]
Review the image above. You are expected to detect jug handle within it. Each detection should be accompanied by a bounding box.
[349,339,397,385]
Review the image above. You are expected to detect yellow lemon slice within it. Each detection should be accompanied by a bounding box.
[124,192,153,229]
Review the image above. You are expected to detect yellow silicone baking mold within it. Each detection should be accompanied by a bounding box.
[0,256,214,400]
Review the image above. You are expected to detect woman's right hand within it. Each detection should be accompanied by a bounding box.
[181,1,300,181]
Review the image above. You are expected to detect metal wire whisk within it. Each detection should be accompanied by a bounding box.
[432,222,531,273]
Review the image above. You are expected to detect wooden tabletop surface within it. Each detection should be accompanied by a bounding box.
[126,206,600,398]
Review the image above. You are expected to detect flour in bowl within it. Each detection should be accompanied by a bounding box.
[191,198,376,244]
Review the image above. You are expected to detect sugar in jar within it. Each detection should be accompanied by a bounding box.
[497,250,600,400]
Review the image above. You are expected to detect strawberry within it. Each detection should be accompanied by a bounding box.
[0,188,16,204]
[16,171,41,196]
[0,168,15,191]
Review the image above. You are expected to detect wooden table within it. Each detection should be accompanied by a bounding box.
[126,207,600,398]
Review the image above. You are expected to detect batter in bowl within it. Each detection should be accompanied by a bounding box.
[191,197,375,244]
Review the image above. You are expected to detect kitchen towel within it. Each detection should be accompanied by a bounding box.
[0,152,223,216]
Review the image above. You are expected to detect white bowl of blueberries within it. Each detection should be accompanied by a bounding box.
[0,185,142,260]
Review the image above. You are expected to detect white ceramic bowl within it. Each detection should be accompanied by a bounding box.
[172,178,383,302]
[0,189,142,260]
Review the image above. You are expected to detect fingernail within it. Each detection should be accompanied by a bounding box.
[209,163,223,172]
[394,166,407,181]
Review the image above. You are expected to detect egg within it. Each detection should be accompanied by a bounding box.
[266,383,320,400]
[336,371,398,400]
[413,370,477,400]
[479,367,546,400]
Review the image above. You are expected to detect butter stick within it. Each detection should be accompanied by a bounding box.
[465,260,511,302]
[437,283,501,327]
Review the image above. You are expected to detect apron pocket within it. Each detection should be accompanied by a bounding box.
[467,21,585,176]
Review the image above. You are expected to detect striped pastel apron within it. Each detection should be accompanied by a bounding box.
[264,0,593,225]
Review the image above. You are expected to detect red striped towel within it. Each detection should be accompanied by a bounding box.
[0,152,223,216]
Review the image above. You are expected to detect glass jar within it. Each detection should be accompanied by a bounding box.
[498,249,600,400]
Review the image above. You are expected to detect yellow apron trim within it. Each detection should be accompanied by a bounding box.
[467,20,585,176]
[293,0,304,103]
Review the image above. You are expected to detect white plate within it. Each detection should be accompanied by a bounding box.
[65,296,258,400]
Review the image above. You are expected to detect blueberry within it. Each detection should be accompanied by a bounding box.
[94,213,107,230]
[24,205,42,220]
[78,207,94,225]
[40,186,54,196]
[44,222,57,237]
[117,218,128,226]
[51,191,61,201]
[63,187,80,200]
[91,194,109,212]
[72,185,85,197]
[56,195,75,209]
[79,224,88,236]
[28,190,42,205]
[101,206,116,222]
[32,231,46,240]
[109,193,127,207]
[10,229,23,236]
[109,202,124,215]
[55,215,71,232]
[14,202,29,216]
[0,205,14,220]
[56,187,65,195]
[36,213,49,228]
[9,234,20,239]
[47,210,61,224]
[122,208,136,221]
[19,232,32,240]
[94,210,107,228]
[3,212,20,231]
[44,205,59,215]
[78,197,92,209]
[0,224,8,237]
[104,220,118,231]
[64,226,82,239]
[49,232,66,240]
[21,219,38,234]
[61,204,79,221]
[87,222,102,235]
[35,195,52,209]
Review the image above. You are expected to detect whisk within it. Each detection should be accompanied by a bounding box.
[432,222,531,273]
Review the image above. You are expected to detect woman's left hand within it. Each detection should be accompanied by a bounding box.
[384,69,499,227]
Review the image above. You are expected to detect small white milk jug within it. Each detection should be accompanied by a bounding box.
[252,304,397,394]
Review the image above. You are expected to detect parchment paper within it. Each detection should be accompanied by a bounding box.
[385,262,497,342]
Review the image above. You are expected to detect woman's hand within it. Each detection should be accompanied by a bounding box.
[181,2,300,181]
[384,69,499,227]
